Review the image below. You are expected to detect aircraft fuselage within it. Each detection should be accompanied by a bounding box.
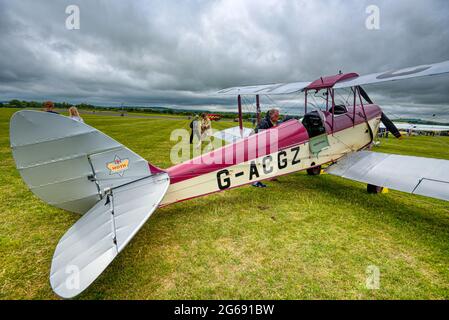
[160,104,382,206]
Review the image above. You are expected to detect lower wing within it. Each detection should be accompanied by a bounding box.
[326,151,449,201]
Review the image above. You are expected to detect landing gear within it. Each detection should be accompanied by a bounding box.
[307,165,322,176]
[367,184,383,194]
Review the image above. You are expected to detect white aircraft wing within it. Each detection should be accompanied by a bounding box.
[217,59,449,95]
[213,126,254,143]
[217,81,311,95]
[334,59,449,89]
[50,173,170,299]
[326,151,449,201]
[406,124,449,132]
[380,122,449,132]
[379,122,412,131]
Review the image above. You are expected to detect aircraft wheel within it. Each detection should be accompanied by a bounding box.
[307,165,322,176]
[367,184,383,194]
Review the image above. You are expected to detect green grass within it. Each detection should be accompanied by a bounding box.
[0,108,448,300]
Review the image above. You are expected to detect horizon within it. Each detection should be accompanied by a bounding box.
[3,98,449,125]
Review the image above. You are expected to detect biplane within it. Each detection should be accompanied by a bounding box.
[9,59,449,298]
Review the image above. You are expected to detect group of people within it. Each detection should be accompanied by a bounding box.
[189,113,212,147]
[43,101,84,122]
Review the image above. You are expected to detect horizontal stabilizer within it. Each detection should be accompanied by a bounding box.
[327,151,449,201]
[50,173,170,298]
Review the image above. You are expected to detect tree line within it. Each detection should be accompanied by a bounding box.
[0,99,258,120]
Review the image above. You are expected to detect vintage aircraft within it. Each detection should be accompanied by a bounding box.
[9,59,449,298]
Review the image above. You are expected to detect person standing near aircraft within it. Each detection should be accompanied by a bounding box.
[68,106,84,122]
[43,101,58,114]
[200,113,212,140]
[252,108,281,188]
[254,108,280,133]
[189,115,201,145]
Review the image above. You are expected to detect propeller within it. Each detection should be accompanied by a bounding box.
[357,86,402,138]
[380,112,402,138]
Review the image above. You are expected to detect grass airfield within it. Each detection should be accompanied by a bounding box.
[0,108,448,299]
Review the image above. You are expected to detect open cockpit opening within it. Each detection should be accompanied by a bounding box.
[301,111,326,138]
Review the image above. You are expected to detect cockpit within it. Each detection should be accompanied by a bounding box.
[301,111,326,138]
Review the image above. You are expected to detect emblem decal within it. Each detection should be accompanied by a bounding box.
[107,156,129,176]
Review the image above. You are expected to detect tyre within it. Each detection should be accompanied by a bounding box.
[307,165,322,176]
[367,184,383,194]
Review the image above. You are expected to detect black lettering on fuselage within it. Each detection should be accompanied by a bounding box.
[277,151,288,169]
[216,145,305,190]
[262,155,273,174]
[291,146,301,165]
[217,169,231,190]
[249,161,260,180]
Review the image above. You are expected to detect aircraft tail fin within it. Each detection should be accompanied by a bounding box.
[10,110,164,214]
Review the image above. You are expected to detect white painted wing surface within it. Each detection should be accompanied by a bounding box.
[380,122,413,131]
[50,173,170,299]
[409,124,449,132]
[334,59,449,89]
[213,126,254,143]
[217,81,311,95]
[326,151,449,201]
[380,122,449,132]
[217,59,449,95]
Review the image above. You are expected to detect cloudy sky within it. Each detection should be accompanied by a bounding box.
[1,0,448,120]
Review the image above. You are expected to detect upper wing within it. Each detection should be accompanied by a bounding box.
[217,81,311,95]
[326,151,449,201]
[50,173,170,298]
[333,59,449,89]
[217,59,449,95]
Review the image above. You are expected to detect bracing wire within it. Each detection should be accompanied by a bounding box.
[262,91,304,115]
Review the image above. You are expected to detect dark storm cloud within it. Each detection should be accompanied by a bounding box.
[0,0,448,120]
